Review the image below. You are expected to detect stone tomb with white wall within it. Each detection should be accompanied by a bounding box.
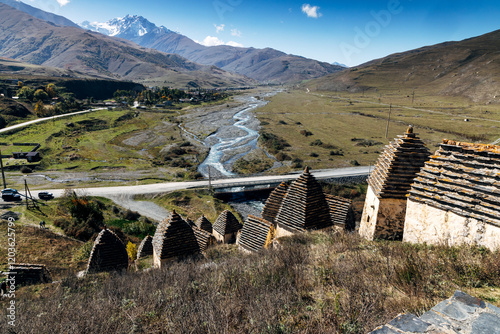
[404,140,500,250]
[359,126,430,240]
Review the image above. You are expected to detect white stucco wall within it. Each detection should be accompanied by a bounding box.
[359,185,380,240]
[403,199,500,250]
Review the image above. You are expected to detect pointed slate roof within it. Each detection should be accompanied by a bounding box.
[152,210,200,260]
[408,140,500,226]
[192,226,215,252]
[213,210,242,236]
[368,126,431,199]
[86,229,128,273]
[238,215,274,253]
[185,217,195,227]
[195,215,213,234]
[275,166,333,233]
[325,194,352,226]
[261,182,289,224]
[136,235,153,259]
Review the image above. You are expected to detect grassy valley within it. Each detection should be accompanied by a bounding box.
[254,89,500,172]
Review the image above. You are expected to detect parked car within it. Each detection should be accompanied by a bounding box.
[2,188,21,202]
[38,191,54,200]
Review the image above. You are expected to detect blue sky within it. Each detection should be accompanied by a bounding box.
[16,0,500,66]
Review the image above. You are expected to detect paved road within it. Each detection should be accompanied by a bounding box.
[23,166,370,221]
[0,108,105,133]
[30,166,370,199]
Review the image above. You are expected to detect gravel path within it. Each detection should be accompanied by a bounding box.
[106,194,171,222]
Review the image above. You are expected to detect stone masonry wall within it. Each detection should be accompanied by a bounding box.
[403,198,500,250]
[360,186,407,240]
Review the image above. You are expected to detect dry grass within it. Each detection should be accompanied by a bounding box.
[256,89,500,171]
[3,230,499,333]
[0,222,85,278]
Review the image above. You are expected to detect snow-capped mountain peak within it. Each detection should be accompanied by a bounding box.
[80,15,171,39]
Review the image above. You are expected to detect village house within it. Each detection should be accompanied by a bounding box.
[237,215,275,253]
[274,167,334,237]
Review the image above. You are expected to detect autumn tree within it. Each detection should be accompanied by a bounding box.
[34,89,49,101]
[34,100,46,117]
[126,241,137,260]
[46,83,57,98]
[17,86,34,101]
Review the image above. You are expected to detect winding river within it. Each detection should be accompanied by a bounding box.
[198,91,280,177]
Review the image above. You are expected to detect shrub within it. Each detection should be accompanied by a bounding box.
[73,241,94,261]
[259,132,290,154]
[330,150,343,156]
[300,129,313,136]
[56,191,105,241]
[310,139,323,146]
[123,209,141,221]
[292,157,303,168]
[7,230,500,333]
[21,166,33,173]
[126,241,137,260]
[310,152,319,157]
[275,152,291,161]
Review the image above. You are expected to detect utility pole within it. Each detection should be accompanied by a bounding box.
[24,177,37,210]
[385,104,392,139]
[0,150,6,189]
[25,177,28,209]
[208,166,212,192]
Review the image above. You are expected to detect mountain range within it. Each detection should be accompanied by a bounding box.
[80,15,344,83]
[308,29,500,104]
[0,2,253,87]
[0,2,342,85]
[1,0,499,102]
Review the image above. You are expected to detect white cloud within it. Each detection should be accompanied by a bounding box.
[301,4,322,18]
[197,36,243,48]
[227,41,243,47]
[230,29,242,37]
[200,36,225,46]
[56,0,70,6]
[214,24,225,34]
